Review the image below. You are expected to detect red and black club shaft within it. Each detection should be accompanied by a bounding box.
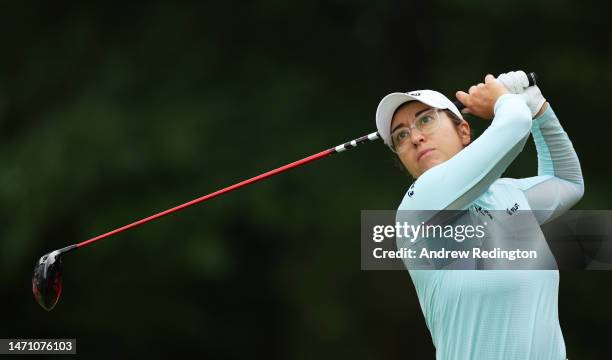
[68,132,381,254]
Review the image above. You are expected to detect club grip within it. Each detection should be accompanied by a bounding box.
[526,72,537,87]
[453,72,537,111]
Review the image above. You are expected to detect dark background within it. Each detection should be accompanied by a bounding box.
[1,0,610,358]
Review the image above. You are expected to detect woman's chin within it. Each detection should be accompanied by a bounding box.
[420,158,444,173]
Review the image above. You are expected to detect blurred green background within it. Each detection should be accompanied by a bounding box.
[1,0,610,358]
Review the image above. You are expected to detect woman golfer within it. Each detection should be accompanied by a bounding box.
[375,71,583,359]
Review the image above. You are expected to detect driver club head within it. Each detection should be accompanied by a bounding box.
[32,245,76,311]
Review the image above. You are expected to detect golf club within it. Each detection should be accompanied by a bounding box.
[31,132,379,311]
[32,72,537,311]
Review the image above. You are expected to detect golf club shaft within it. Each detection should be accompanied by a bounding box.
[75,132,380,249]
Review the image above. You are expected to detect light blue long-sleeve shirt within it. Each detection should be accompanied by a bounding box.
[397,94,584,360]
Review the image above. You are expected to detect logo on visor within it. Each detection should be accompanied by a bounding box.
[408,92,421,96]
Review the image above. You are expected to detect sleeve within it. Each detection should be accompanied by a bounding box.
[507,105,584,224]
[399,94,532,212]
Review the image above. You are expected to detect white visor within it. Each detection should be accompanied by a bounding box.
[375,90,464,148]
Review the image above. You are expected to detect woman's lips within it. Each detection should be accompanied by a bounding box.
[417,148,435,161]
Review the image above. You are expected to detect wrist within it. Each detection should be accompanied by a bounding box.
[534,102,548,118]
[493,93,519,115]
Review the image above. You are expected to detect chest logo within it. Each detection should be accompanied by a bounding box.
[506,203,519,216]
[407,183,415,198]
[474,205,493,220]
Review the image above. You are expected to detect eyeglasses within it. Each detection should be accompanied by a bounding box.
[391,108,443,153]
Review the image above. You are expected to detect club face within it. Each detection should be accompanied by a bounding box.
[32,250,64,311]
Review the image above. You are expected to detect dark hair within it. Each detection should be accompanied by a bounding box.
[443,109,464,124]
[443,110,472,140]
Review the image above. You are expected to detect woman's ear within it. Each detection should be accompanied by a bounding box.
[458,120,471,146]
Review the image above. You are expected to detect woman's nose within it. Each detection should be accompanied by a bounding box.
[410,128,426,144]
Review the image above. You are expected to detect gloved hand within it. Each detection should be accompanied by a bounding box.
[497,70,546,117]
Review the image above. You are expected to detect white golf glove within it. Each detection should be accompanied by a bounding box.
[497,70,546,117]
